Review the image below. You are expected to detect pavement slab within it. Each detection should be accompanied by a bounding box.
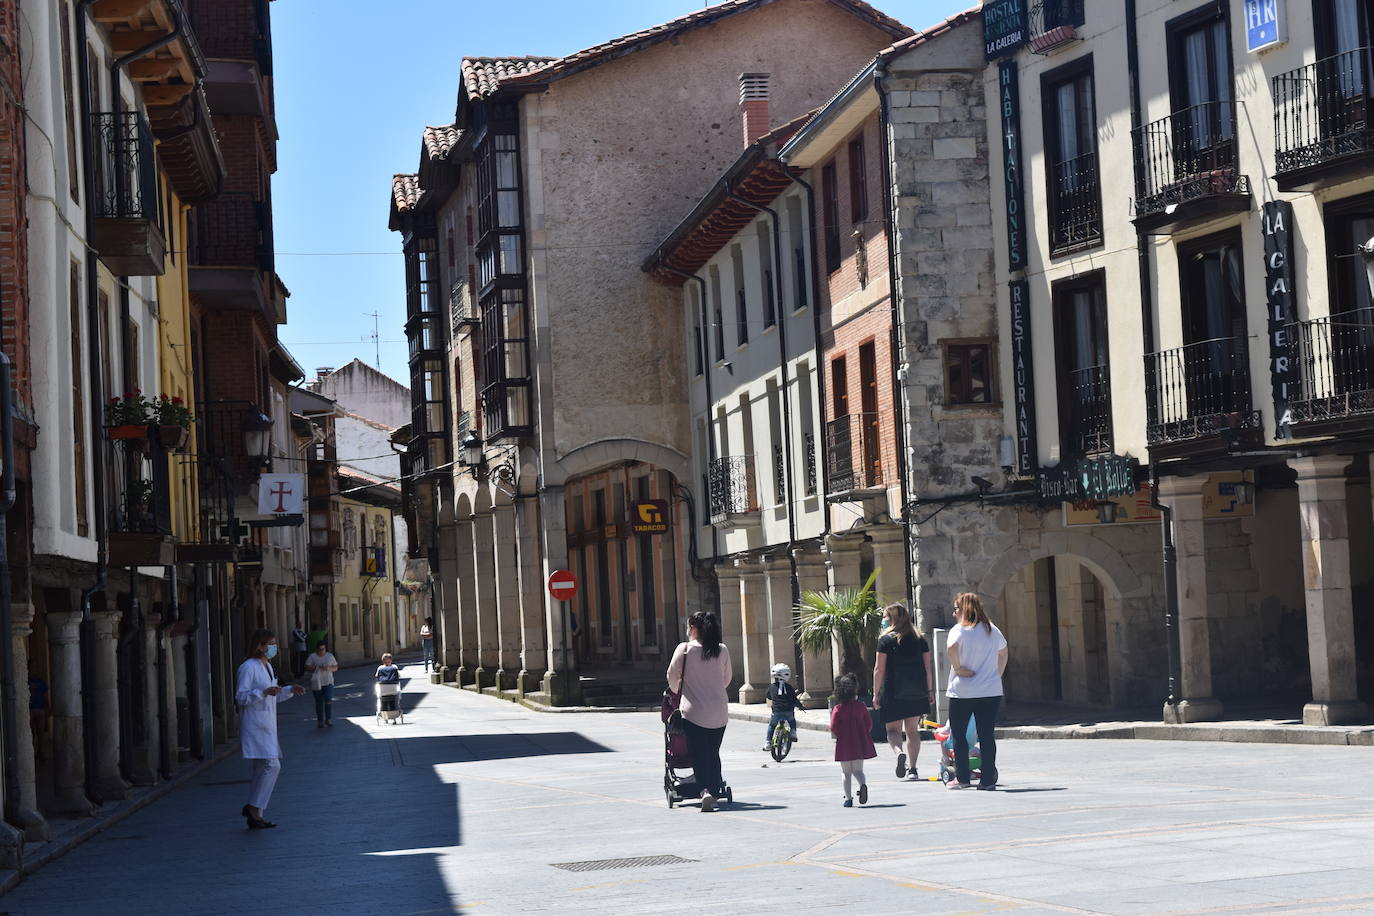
[4,663,1374,915]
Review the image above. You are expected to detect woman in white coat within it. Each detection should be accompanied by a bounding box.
[236,628,304,829]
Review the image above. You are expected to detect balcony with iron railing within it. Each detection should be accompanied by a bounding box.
[1289,308,1374,434]
[450,278,478,334]
[1049,151,1102,253]
[772,441,786,505]
[1273,47,1374,191]
[1144,336,1260,457]
[1132,101,1252,233]
[1028,0,1084,54]
[189,190,274,313]
[803,430,818,496]
[707,455,759,527]
[91,111,166,276]
[1061,364,1112,456]
[826,413,884,497]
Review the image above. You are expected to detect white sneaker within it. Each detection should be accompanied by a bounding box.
[700,792,717,812]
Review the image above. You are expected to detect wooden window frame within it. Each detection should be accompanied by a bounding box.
[942,338,1000,408]
[848,134,868,225]
[1040,54,1102,256]
[821,160,841,274]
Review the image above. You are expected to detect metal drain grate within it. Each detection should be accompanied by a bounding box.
[551,854,696,873]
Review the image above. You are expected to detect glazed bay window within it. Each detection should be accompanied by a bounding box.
[1053,272,1111,455]
[475,125,533,438]
[1042,57,1101,253]
[404,225,450,473]
[943,340,996,407]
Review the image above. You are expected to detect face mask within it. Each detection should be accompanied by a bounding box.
[265,645,278,659]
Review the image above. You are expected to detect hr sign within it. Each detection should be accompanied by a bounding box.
[1243,0,1285,53]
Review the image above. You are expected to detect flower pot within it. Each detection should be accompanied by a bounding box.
[109,424,150,441]
[156,425,189,451]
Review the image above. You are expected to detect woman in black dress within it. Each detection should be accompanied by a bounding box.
[872,603,933,779]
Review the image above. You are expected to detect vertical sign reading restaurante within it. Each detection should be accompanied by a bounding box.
[1263,200,1298,438]
[1009,280,1037,475]
[983,0,1027,59]
[999,60,1026,271]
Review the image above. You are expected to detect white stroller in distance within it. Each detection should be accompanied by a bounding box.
[376,681,404,725]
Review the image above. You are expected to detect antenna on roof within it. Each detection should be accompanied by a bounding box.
[364,311,381,367]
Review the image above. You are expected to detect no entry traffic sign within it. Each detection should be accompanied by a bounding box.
[547,569,578,601]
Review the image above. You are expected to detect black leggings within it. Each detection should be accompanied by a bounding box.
[949,695,1001,787]
[681,718,726,796]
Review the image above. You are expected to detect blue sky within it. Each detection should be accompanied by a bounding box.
[271,0,973,385]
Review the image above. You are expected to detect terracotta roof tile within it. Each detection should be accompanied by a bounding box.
[422,124,461,161]
[881,5,981,56]
[392,173,420,213]
[460,56,557,99]
[468,1,911,97]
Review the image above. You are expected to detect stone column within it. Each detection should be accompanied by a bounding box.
[125,610,162,787]
[1156,476,1223,723]
[491,504,521,691]
[537,486,583,705]
[453,518,477,685]
[471,511,498,688]
[1292,455,1367,725]
[46,612,94,815]
[869,525,908,609]
[825,533,865,687]
[10,604,46,839]
[88,610,132,798]
[762,554,794,675]
[514,496,547,695]
[736,559,769,703]
[793,546,832,708]
[715,563,744,696]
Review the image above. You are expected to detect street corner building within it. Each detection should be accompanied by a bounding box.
[388,0,915,706]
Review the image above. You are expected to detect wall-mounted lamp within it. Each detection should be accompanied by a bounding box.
[1232,480,1255,506]
[458,428,517,488]
[241,410,273,466]
[1096,501,1119,524]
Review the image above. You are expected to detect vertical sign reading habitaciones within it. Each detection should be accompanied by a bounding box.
[1010,280,1037,475]
[999,60,1026,271]
[1263,200,1298,438]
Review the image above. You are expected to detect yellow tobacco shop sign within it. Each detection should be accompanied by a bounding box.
[629,500,669,535]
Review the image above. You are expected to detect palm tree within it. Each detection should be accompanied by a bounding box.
[794,569,883,694]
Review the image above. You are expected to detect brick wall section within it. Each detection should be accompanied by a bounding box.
[188,0,262,61]
[884,61,1003,630]
[0,0,32,433]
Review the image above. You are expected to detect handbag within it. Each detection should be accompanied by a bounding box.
[663,645,689,735]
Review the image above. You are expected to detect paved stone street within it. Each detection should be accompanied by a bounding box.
[5,662,1374,915]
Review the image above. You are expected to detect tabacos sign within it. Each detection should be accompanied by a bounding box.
[983,0,1028,59]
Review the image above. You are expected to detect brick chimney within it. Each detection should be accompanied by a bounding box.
[740,72,770,147]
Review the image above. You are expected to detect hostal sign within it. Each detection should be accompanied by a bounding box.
[983,0,1027,59]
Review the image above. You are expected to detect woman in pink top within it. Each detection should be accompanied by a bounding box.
[666,611,733,812]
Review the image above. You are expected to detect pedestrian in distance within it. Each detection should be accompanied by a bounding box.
[306,640,339,728]
[666,610,732,812]
[376,653,401,684]
[872,602,934,780]
[235,628,304,829]
[946,592,1008,791]
[830,674,876,807]
[763,663,799,751]
[420,616,435,673]
[288,619,309,679]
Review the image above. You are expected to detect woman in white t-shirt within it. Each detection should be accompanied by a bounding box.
[305,641,339,728]
[946,593,1008,790]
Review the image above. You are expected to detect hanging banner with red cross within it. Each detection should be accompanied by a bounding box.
[257,473,305,517]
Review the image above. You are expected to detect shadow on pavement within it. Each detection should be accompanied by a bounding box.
[997,787,1068,793]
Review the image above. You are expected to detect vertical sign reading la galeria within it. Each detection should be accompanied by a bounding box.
[1263,200,1298,439]
[1009,280,1037,475]
[998,60,1026,271]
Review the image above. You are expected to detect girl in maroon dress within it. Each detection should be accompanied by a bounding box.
[830,675,877,806]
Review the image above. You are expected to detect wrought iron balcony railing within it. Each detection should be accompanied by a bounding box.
[91,111,159,221]
[1049,151,1102,252]
[450,278,478,333]
[772,441,786,505]
[1289,308,1374,425]
[1273,47,1374,185]
[190,190,272,272]
[1028,0,1084,54]
[1132,101,1250,225]
[826,413,884,494]
[803,430,818,496]
[707,455,758,525]
[1145,336,1258,446]
[1062,364,1112,456]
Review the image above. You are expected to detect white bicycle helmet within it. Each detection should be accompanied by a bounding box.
[771,663,791,681]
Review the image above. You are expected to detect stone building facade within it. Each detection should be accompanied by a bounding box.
[391,0,913,704]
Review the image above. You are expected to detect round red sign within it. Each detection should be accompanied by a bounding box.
[546,569,578,600]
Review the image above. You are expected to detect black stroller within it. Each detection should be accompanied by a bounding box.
[661,691,734,809]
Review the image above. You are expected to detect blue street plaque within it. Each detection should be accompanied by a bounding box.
[1243,0,1285,53]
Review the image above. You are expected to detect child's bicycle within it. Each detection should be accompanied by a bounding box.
[768,719,796,762]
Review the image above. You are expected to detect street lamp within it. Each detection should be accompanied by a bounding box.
[241,410,273,464]
[1231,479,1255,506]
[459,429,482,468]
[1096,501,1119,524]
